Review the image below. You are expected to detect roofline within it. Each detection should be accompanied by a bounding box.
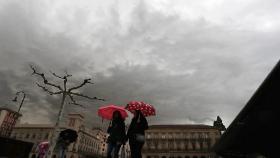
[0,107,22,116]
[148,124,218,129]
[214,59,280,150]
[14,124,67,129]
[68,113,84,118]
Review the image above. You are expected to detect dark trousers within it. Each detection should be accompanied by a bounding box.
[129,141,144,158]
[107,142,121,158]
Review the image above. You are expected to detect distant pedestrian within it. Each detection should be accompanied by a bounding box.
[126,110,148,158]
[107,111,126,158]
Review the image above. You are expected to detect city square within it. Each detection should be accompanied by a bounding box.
[0,0,279,158]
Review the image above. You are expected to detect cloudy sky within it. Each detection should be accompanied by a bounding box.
[0,0,279,128]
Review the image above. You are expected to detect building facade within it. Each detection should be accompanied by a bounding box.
[0,107,21,137]
[142,124,222,158]
[11,113,107,158]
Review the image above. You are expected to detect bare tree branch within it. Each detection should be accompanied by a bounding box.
[63,78,67,91]
[64,70,72,78]
[70,92,105,101]
[68,94,85,108]
[30,65,63,91]
[68,79,93,92]
[36,83,63,95]
[50,70,73,80]
[50,71,64,79]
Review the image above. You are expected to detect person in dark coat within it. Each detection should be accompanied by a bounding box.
[126,110,148,158]
[107,110,126,158]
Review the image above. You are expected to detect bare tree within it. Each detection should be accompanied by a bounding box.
[30,65,105,158]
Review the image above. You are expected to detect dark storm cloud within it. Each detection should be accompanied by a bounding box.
[0,0,279,127]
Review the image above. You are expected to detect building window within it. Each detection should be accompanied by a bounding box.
[17,133,21,139]
[32,134,36,139]
[37,134,42,140]
[168,133,172,139]
[192,142,196,150]
[44,133,49,139]
[25,134,30,139]
[179,132,183,138]
[69,118,76,127]
[185,133,189,139]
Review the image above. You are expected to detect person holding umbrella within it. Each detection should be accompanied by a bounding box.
[98,105,128,158]
[106,110,126,158]
[125,101,155,158]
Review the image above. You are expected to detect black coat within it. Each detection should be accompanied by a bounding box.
[107,119,126,143]
[126,112,148,141]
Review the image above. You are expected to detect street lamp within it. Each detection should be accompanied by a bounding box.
[12,91,26,113]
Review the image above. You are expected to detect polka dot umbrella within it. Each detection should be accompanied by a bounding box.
[125,101,156,117]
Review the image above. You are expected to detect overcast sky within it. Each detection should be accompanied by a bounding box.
[0,0,279,128]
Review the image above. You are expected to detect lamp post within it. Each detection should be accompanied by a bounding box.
[8,90,26,137]
[12,91,26,113]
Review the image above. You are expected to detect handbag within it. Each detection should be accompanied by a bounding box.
[135,134,145,143]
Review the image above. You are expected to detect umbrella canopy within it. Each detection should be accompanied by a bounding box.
[98,104,128,120]
[38,141,49,149]
[125,101,156,117]
[38,141,49,156]
[59,129,78,143]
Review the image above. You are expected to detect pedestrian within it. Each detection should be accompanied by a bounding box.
[126,110,148,158]
[107,110,126,158]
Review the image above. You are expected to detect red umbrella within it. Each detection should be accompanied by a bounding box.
[38,141,49,158]
[125,101,156,117]
[98,105,128,120]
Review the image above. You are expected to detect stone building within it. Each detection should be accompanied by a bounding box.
[0,107,21,137]
[142,124,222,158]
[11,113,107,158]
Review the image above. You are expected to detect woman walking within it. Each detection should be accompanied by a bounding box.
[126,110,149,158]
[106,110,126,158]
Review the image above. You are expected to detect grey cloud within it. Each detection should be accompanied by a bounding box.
[0,0,279,128]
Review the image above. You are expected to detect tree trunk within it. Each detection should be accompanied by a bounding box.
[47,92,66,158]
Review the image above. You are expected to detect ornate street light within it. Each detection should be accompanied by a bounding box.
[12,91,26,113]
